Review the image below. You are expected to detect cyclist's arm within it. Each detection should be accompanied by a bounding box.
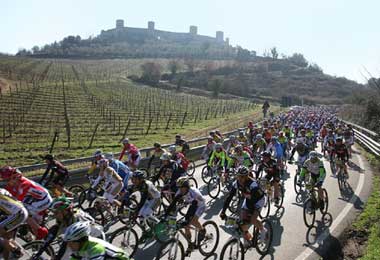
[119,147,127,161]
[208,151,215,167]
[39,166,51,184]
[221,186,237,214]
[165,194,181,216]
[300,167,308,178]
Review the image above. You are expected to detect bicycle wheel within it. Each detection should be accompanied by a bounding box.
[187,160,196,177]
[330,161,336,175]
[188,177,198,189]
[337,170,344,191]
[320,188,329,214]
[156,238,185,260]
[199,220,220,256]
[109,226,139,258]
[118,197,139,225]
[255,219,273,256]
[228,193,241,214]
[303,198,316,228]
[78,188,97,210]
[68,184,85,206]
[259,194,270,219]
[207,176,220,199]
[23,240,55,259]
[294,172,302,194]
[201,166,212,184]
[276,184,285,208]
[219,238,245,260]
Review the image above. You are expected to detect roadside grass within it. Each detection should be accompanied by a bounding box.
[352,150,380,260]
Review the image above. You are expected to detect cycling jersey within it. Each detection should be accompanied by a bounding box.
[233,151,253,168]
[70,236,129,260]
[92,167,123,203]
[202,141,216,160]
[222,178,265,213]
[6,177,52,220]
[256,158,280,182]
[300,158,326,186]
[119,144,140,162]
[171,152,189,171]
[128,180,160,218]
[0,189,28,232]
[333,144,349,161]
[252,138,267,152]
[208,150,227,167]
[109,159,131,189]
[167,187,206,220]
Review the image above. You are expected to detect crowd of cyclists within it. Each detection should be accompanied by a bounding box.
[0,105,356,259]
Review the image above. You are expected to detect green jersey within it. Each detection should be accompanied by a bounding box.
[70,236,129,260]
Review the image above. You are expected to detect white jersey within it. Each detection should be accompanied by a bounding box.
[303,159,324,175]
[176,187,205,207]
[0,189,26,215]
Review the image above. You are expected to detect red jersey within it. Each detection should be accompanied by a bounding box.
[119,144,140,161]
[6,177,48,201]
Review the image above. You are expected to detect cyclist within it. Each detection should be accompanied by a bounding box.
[278,132,289,159]
[220,166,267,242]
[88,150,104,175]
[175,134,190,156]
[332,137,350,178]
[323,129,336,159]
[63,221,130,260]
[165,177,206,255]
[104,153,131,195]
[226,135,239,154]
[168,145,190,173]
[40,154,72,197]
[289,139,310,166]
[48,197,105,259]
[208,143,229,171]
[147,142,167,170]
[297,151,326,210]
[232,145,254,169]
[282,124,292,140]
[263,128,272,144]
[343,125,354,158]
[119,138,141,170]
[255,152,281,206]
[210,131,222,143]
[237,131,248,146]
[201,137,216,163]
[91,159,124,207]
[252,134,267,154]
[126,171,161,220]
[0,187,28,259]
[2,166,51,239]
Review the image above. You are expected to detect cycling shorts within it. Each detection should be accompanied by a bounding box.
[0,208,28,232]
[24,194,52,222]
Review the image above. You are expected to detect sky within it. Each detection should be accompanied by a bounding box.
[1,0,379,83]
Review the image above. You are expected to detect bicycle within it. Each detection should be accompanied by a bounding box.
[155,216,220,259]
[258,178,284,219]
[335,158,348,191]
[301,174,329,227]
[219,216,273,259]
[201,165,219,184]
[186,160,196,177]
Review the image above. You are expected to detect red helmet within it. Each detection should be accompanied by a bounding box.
[0,166,21,180]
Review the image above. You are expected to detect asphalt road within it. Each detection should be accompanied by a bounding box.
[99,144,373,260]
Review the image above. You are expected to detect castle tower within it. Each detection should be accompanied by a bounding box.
[225,37,230,46]
[189,26,198,35]
[216,31,224,43]
[116,19,124,29]
[148,21,155,31]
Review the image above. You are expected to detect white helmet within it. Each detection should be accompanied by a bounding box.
[98,159,109,167]
[160,152,171,161]
[122,138,129,144]
[256,134,263,139]
[168,145,176,153]
[104,153,114,161]
[63,221,91,242]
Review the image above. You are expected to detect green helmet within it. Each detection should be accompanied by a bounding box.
[50,196,72,212]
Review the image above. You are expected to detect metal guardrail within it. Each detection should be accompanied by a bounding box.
[343,120,380,157]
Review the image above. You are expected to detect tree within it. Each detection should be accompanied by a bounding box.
[140,62,162,85]
[168,60,180,77]
[32,46,40,54]
[211,79,221,98]
[184,58,196,75]
[308,63,323,73]
[270,47,278,60]
[287,53,308,67]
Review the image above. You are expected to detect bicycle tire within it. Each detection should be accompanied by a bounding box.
[219,238,245,260]
[303,198,316,228]
[201,166,212,184]
[207,176,220,199]
[255,219,273,256]
[155,238,185,260]
[109,226,139,258]
[68,184,85,206]
[259,194,270,219]
[320,188,329,214]
[187,160,196,177]
[198,220,220,256]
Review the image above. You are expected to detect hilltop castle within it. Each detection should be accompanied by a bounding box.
[98,19,230,46]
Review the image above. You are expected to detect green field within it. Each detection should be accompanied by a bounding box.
[0,57,262,166]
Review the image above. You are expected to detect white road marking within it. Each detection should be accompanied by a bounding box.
[294,152,366,260]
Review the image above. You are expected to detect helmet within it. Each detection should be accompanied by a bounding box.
[50,196,72,212]
[168,145,176,153]
[176,177,190,188]
[98,159,109,167]
[236,166,249,176]
[153,142,161,148]
[271,136,278,141]
[175,134,181,139]
[63,221,91,242]
[261,151,271,158]
[301,129,306,133]
[132,170,145,179]
[207,136,213,141]
[336,137,343,142]
[93,149,103,157]
[122,138,129,144]
[44,154,54,161]
[0,166,19,180]
[234,145,243,152]
[104,153,114,161]
[239,131,244,136]
[214,143,223,150]
[209,131,215,135]
[309,151,319,159]
[256,134,263,139]
[229,135,236,140]
[296,138,303,144]
[279,131,284,135]
[160,153,171,161]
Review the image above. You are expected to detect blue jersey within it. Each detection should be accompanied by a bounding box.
[109,159,130,186]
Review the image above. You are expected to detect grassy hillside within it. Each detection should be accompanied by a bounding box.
[0,57,258,166]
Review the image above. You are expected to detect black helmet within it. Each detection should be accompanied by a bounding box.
[153,142,161,148]
[236,166,249,176]
[132,170,145,179]
[261,151,271,158]
[44,154,54,161]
